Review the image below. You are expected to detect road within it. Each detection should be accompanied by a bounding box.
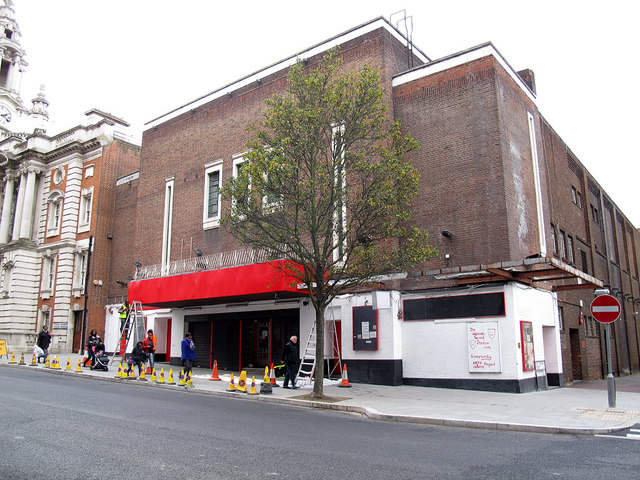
[1,367,638,480]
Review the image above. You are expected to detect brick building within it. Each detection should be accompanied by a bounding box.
[122,18,639,391]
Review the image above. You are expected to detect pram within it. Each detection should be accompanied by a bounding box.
[90,345,109,371]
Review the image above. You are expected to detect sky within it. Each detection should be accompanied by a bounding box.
[12,0,640,225]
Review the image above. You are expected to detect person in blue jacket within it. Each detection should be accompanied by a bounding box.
[181,332,197,377]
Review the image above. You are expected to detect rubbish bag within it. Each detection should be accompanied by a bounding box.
[33,345,44,356]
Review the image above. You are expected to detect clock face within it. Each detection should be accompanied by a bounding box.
[0,105,11,123]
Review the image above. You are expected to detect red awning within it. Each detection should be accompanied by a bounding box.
[128,261,303,308]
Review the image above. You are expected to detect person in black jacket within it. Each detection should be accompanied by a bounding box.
[282,335,299,389]
[36,325,52,363]
[83,329,98,367]
[129,341,147,376]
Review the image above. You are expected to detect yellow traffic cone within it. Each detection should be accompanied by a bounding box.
[18,353,25,365]
[29,354,37,366]
[138,364,147,381]
[236,370,248,393]
[157,368,165,384]
[178,370,186,386]
[226,373,237,392]
[186,372,193,387]
[115,362,123,378]
[248,376,259,395]
[55,356,62,369]
[44,356,50,368]
[65,358,71,370]
[76,359,83,373]
[128,364,136,379]
[263,366,270,384]
[167,369,176,385]
[8,352,16,364]
[151,367,157,382]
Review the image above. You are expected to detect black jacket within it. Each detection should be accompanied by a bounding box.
[37,329,51,349]
[283,340,299,364]
[131,345,147,364]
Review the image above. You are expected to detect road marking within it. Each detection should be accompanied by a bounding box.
[596,423,640,441]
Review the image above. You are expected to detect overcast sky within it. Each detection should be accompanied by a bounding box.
[14,0,640,225]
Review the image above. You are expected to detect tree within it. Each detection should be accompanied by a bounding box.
[223,49,437,398]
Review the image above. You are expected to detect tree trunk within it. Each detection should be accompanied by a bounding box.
[313,304,325,396]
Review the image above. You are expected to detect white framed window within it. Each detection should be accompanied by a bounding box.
[40,252,57,299]
[77,187,93,233]
[84,165,95,178]
[72,249,88,296]
[232,154,249,217]
[203,160,223,230]
[39,309,50,331]
[46,191,64,237]
[161,177,175,275]
[332,123,347,264]
[1,259,14,298]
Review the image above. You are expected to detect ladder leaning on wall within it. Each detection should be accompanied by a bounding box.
[109,301,145,366]
[296,308,342,386]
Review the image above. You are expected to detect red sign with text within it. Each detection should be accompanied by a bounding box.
[590,295,621,324]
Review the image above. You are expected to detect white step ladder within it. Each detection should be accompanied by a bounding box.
[296,310,342,386]
[109,301,145,366]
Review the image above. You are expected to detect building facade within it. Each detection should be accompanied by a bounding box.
[122,18,639,391]
[0,1,141,354]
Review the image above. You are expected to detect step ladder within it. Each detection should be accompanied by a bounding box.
[296,310,342,386]
[109,301,145,366]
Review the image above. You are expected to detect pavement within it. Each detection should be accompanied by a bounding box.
[2,353,640,435]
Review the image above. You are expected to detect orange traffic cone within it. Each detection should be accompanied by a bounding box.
[145,365,152,374]
[338,364,351,388]
[226,373,237,392]
[248,376,259,395]
[208,360,221,381]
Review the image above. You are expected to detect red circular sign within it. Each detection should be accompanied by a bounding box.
[590,294,621,324]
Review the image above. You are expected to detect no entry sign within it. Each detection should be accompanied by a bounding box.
[590,294,621,324]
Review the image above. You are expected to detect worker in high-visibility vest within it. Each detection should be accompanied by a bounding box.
[118,302,128,331]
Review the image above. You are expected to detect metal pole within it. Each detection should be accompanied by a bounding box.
[605,323,616,408]
[80,235,93,355]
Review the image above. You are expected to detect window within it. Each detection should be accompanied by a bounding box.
[40,310,50,332]
[550,225,557,255]
[41,253,57,298]
[567,236,574,264]
[571,186,582,209]
[1,259,14,297]
[557,306,564,331]
[332,123,346,263]
[84,165,95,178]
[72,250,88,296]
[78,187,93,233]
[558,230,566,259]
[161,177,174,274]
[580,250,589,274]
[203,161,222,230]
[232,155,249,216]
[46,191,64,237]
[590,204,600,225]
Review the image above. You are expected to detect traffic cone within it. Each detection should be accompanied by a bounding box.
[8,352,16,364]
[128,364,136,379]
[44,356,50,368]
[237,370,248,393]
[226,373,237,392]
[76,359,83,373]
[18,353,25,365]
[65,358,71,370]
[338,364,351,388]
[29,354,37,366]
[208,360,221,381]
[186,372,193,387]
[248,376,259,395]
[145,364,152,374]
[269,363,279,387]
[166,369,176,385]
[178,370,186,386]
[53,356,61,369]
[115,362,123,378]
[263,366,270,383]
[138,364,147,381]
[157,368,165,384]
[151,367,157,382]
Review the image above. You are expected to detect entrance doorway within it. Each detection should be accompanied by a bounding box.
[569,328,583,381]
[72,311,83,353]
[186,308,299,371]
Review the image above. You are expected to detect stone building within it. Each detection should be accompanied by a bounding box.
[0,1,140,354]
